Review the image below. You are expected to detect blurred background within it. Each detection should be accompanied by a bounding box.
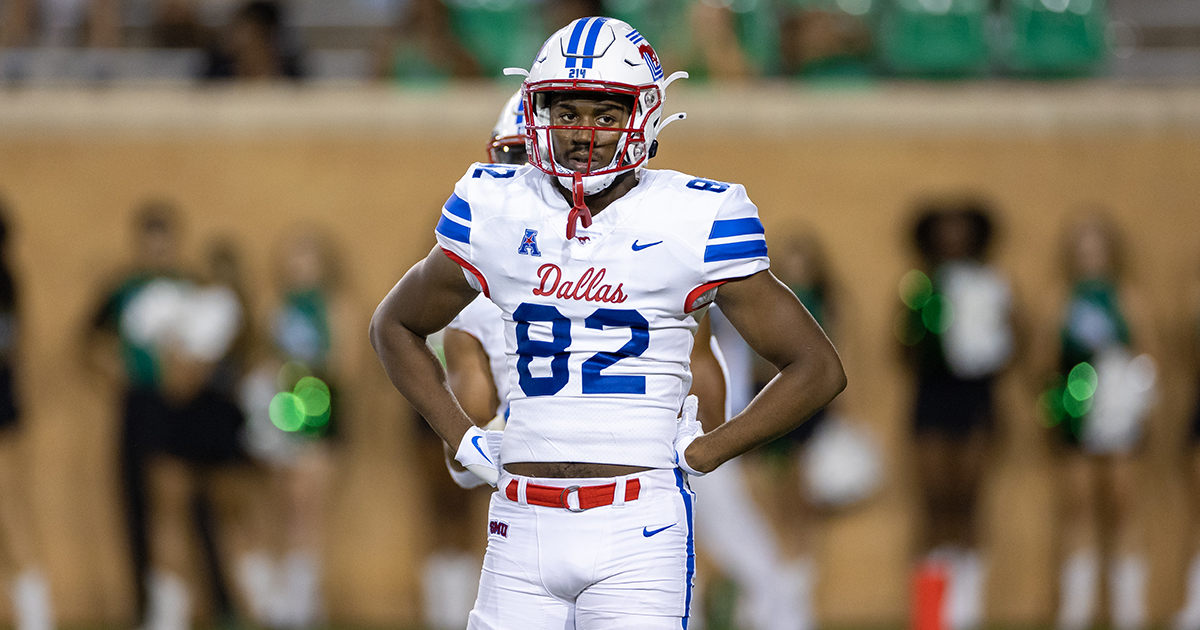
[0,1,1198,630]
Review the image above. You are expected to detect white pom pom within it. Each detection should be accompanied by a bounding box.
[803,416,883,508]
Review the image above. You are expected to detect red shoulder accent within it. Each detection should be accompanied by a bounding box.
[440,247,490,298]
[685,280,727,313]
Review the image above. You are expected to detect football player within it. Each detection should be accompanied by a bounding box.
[485,90,528,167]
[455,89,795,630]
[371,17,845,629]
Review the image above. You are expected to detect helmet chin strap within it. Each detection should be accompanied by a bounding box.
[566,172,593,240]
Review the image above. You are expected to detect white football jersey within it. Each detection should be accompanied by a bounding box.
[435,164,769,468]
[447,294,510,418]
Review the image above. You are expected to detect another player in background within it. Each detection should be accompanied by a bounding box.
[371,17,845,629]
[736,232,853,630]
[1039,212,1157,630]
[0,199,54,630]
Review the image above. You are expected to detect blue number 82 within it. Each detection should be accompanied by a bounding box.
[513,304,649,397]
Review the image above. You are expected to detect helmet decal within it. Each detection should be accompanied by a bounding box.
[627,30,663,81]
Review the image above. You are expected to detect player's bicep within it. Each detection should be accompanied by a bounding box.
[714,270,835,371]
[373,245,479,339]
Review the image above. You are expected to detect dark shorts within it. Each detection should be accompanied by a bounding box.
[156,389,248,465]
[913,374,995,439]
[0,366,19,433]
[124,388,171,455]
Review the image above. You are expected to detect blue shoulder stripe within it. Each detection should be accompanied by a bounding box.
[581,18,608,69]
[436,214,470,244]
[444,193,471,221]
[708,217,764,239]
[704,239,768,263]
[564,18,591,68]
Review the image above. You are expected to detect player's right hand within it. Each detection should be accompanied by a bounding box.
[673,394,706,477]
[454,425,503,487]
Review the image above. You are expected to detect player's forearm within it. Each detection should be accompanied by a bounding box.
[369,313,474,447]
[685,346,845,473]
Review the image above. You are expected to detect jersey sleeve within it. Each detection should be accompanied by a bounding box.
[701,184,770,283]
[434,167,490,296]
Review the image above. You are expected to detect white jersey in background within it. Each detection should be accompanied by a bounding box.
[435,163,769,469]
[447,295,511,419]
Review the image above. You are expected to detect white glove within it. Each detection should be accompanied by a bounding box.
[673,395,706,477]
[446,456,489,489]
[454,425,503,487]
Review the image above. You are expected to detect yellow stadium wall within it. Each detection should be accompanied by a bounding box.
[0,86,1198,628]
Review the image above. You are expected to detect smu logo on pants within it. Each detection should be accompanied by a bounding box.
[488,520,509,538]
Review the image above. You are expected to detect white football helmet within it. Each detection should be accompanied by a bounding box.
[507,17,687,237]
[487,90,528,165]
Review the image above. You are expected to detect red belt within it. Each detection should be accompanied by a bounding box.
[505,478,641,512]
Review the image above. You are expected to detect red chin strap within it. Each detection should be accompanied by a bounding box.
[565,172,593,240]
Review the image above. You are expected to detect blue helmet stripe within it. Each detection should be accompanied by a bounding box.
[581,17,609,68]
[564,18,591,68]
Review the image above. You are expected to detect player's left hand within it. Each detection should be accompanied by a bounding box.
[454,425,503,486]
[673,394,706,477]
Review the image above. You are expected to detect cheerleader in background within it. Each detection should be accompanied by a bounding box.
[0,199,54,630]
[129,236,254,630]
[239,227,359,630]
[1040,212,1158,630]
[898,200,1022,630]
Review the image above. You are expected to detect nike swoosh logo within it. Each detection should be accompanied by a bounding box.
[632,240,663,251]
[472,435,492,463]
[643,523,676,537]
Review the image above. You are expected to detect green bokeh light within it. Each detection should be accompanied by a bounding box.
[277,361,312,390]
[269,392,306,432]
[900,270,933,310]
[294,376,331,417]
[1063,387,1092,418]
[921,295,953,334]
[1067,362,1097,401]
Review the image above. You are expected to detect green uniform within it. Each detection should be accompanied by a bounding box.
[1045,278,1131,443]
[272,288,337,439]
[93,272,185,389]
